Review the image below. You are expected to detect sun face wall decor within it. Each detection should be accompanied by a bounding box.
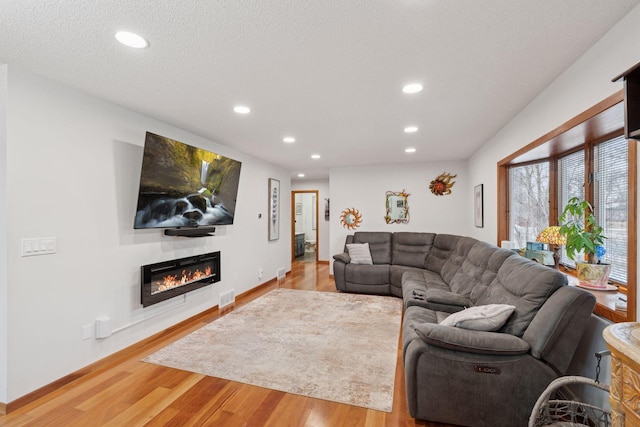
[340,207,362,230]
[429,172,457,196]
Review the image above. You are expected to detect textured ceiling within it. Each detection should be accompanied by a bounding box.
[1,1,639,180]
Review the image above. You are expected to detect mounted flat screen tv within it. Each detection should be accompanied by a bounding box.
[134,132,242,230]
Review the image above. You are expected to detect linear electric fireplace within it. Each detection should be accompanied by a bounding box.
[141,251,220,307]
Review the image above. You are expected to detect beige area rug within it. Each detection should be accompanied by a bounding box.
[143,288,403,412]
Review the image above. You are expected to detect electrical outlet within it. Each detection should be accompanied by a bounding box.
[258,268,263,279]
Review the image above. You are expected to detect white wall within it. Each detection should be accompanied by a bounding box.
[0,65,8,404]
[329,161,470,269]
[467,3,640,321]
[294,193,314,237]
[292,179,330,261]
[2,66,291,402]
[467,3,640,244]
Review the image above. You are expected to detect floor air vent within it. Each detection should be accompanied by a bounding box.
[219,289,235,308]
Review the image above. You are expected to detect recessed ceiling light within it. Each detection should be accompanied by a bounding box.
[405,148,417,153]
[233,106,251,114]
[283,137,296,143]
[311,154,321,159]
[404,126,418,133]
[402,83,423,94]
[115,31,149,49]
[298,173,305,177]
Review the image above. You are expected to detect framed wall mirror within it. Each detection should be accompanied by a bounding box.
[385,190,410,224]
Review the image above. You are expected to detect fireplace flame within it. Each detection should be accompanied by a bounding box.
[153,266,212,294]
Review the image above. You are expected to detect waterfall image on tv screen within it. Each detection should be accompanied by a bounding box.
[134,132,242,229]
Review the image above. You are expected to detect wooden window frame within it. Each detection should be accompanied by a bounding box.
[497,91,636,323]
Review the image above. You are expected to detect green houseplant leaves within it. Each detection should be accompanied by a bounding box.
[558,197,606,264]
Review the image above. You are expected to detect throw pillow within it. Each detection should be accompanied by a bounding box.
[346,243,373,265]
[439,304,516,332]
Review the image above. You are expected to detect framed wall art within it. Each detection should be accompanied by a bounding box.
[474,184,484,228]
[384,190,410,224]
[269,178,280,240]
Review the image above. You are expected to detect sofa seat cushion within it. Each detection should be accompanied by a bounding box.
[390,265,425,292]
[439,304,516,331]
[402,305,447,355]
[345,263,390,285]
[476,256,567,337]
[402,270,453,308]
[402,269,449,291]
[414,323,530,355]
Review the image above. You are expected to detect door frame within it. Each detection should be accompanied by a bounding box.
[291,190,319,262]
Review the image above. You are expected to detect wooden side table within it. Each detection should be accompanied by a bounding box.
[603,322,640,426]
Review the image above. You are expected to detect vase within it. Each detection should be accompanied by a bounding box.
[576,262,611,288]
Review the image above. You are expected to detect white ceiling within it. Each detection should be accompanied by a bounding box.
[2,1,639,180]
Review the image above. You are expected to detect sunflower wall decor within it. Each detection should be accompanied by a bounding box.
[429,172,457,196]
[340,207,363,230]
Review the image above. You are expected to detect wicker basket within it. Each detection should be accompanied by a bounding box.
[529,376,611,427]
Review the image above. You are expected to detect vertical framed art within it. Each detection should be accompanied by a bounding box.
[269,178,280,240]
[474,184,484,228]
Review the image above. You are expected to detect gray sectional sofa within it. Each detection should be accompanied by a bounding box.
[333,231,596,427]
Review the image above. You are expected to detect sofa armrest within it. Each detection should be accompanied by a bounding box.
[406,289,471,313]
[333,252,351,264]
[414,323,530,355]
[423,289,471,307]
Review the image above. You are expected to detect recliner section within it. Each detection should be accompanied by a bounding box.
[332,231,596,427]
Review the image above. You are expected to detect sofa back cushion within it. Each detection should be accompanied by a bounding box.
[392,232,436,268]
[475,256,567,337]
[448,241,515,298]
[439,237,479,283]
[353,232,392,264]
[424,234,462,274]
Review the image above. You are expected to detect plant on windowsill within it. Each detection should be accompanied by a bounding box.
[559,197,611,288]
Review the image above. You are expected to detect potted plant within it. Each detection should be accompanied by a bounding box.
[559,197,610,287]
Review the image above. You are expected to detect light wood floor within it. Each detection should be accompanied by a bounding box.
[1,260,457,427]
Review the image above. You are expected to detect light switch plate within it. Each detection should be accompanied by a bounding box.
[22,238,56,257]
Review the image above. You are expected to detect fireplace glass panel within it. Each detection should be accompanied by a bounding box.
[141,251,220,307]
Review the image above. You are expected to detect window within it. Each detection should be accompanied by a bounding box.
[497,91,636,323]
[594,136,628,283]
[556,136,628,284]
[558,150,585,268]
[508,162,549,248]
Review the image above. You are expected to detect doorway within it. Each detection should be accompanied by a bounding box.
[291,190,319,263]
